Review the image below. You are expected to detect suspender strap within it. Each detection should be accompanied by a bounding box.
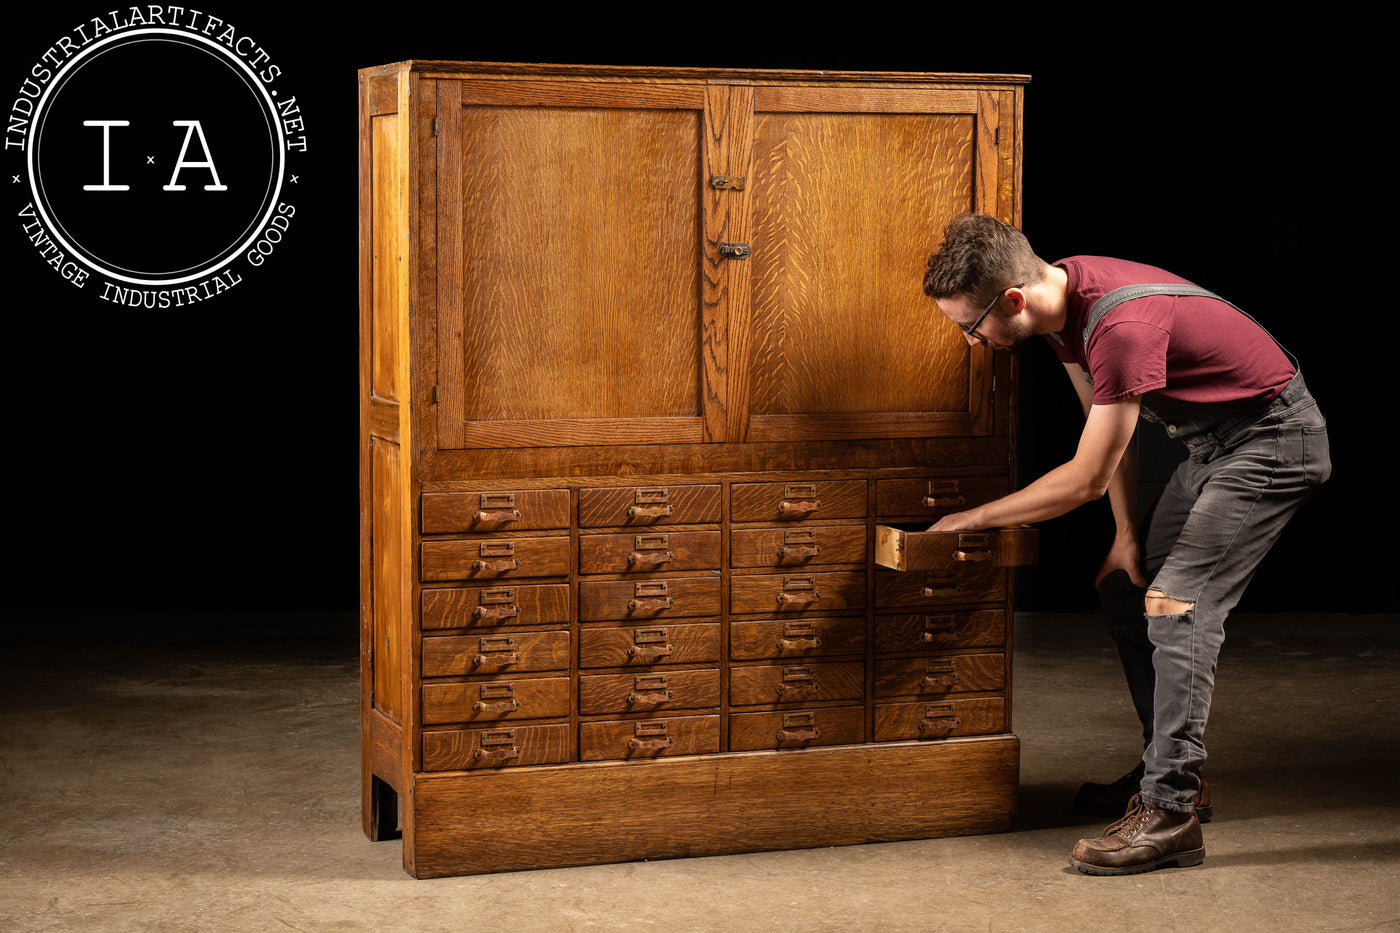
[1080,282,1297,369]
[1081,284,1222,351]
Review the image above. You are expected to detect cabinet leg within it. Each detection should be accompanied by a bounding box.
[366,774,401,841]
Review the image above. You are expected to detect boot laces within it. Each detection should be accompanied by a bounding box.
[1104,794,1153,838]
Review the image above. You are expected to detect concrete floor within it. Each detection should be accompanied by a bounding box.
[1,611,1396,932]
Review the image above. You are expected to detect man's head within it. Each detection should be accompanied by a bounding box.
[923,214,1049,349]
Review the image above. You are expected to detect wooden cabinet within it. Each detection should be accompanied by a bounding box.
[359,60,1029,878]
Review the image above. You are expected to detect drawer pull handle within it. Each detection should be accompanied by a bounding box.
[777,591,821,607]
[777,544,821,561]
[474,509,521,524]
[775,681,821,698]
[627,737,674,753]
[628,550,675,568]
[954,549,992,562]
[473,699,521,713]
[627,504,673,520]
[777,636,822,652]
[472,652,520,668]
[627,644,673,662]
[922,495,966,508]
[921,672,961,690]
[473,558,521,573]
[777,500,820,517]
[472,604,520,622]
[628,597,674,613]
[627,689,674,707]
[918,716,961,737]
[471,745,520,763]
[776,726,821,743]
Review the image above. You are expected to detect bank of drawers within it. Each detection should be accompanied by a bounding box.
[417,477,1015,771]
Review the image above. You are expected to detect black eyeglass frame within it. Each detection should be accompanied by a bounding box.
[960,282,1024,343]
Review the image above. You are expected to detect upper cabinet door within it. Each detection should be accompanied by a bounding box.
[435,80,709,450]
[738,87,1013,443]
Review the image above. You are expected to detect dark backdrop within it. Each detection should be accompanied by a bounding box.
[4,8,1386,621]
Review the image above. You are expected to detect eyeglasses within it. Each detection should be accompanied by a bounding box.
[960,283,1023,343]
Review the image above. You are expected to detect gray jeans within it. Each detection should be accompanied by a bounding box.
[1108,372,1332,813]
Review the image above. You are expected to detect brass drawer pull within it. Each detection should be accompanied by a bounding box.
[472,652,520,668]
[777,543,821,561]
[777,636,822,652]
[628,597,673,613]
[475,493,520,524]
[776,726,821,743]
[921,571,957,598]
[471,745,520,763]
[922,495,966,508]
[474,509,521,523]
[777,712,820,743]
[627,644,673,662]
[777,591,820,607]
[627,689,674,706]
[954,549,992,562]
[473,699,520,713]
[777,500,820,517]
[628,550,675,568]
[918,716,961,737]
[921,672,960,690]
[472,604,520,622]
[473,558,521,573]
[627,736,674,752]
[778,619,821,651]
[775,681,821,698]
[775,667,819,698]
[628,504,673,520]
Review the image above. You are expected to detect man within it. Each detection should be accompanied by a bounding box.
[921,214,1331,875]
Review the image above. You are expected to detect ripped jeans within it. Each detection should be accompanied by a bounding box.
[1107,372,1331,813]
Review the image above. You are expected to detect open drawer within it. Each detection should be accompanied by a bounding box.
[874,525,1038,572]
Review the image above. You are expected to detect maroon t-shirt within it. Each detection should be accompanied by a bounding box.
[1045,256,1295,408]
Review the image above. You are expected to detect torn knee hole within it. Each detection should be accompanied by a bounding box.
[1145,589,1195,615]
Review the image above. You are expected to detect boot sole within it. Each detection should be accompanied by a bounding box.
[1069,847,1205,876]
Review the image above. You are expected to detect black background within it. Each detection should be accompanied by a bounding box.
[4,7,1388,626]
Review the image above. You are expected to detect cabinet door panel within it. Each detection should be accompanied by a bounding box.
[438,82,706,448]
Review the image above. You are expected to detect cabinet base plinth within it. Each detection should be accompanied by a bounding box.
[403,735,1019,877]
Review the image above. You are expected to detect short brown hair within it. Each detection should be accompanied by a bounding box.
[923,214,1047,308]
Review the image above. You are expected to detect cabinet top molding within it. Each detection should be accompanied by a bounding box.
[360,60,1031,86]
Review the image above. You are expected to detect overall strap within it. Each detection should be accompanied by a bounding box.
[1080,282,1298,369]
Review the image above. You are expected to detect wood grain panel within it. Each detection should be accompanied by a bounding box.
[873,610,1006,654]
[371,112,403,403]
[456,103,702,424]
[748,113,973,421]
[411,738,1019,877]
[371,437,405,723]
[728,706,865,751]
[873,652,1006,697]
[421,583,570,631]
[422,723,571,771]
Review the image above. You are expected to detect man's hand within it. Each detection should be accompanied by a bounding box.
[927,509,988,533]
[1095,535,1147,587]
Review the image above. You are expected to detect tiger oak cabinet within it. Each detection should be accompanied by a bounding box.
[358,60,1031,878]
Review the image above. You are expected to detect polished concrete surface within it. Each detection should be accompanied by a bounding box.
[1,611,1396,932]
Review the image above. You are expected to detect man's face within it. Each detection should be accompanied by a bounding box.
[937,289,1033,351]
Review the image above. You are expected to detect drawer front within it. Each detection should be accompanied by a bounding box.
[579,622,721,668]
[729,617,865,660]
[730,480,866,522]
[579,531,720,574]
[729,661,865,706]
[728,706,865,751]
[729,526,866,569]
[421,631,571,678]
[873,653,1006,698]
[421,584,570,631]
[579,577,721,622]
[579,715,720,761]
[874,611,1006,653]
[730,571,867,615]
[874,567,1004,608]
[578,485,720,527]
[578,669,721,715]
[873,697,1006,741]
[421,536,571,582]
[875,525,1039,572]
[421,677,570,725]
[875,476,1008,518]
[421,724,571,771]
[422,489,570,533]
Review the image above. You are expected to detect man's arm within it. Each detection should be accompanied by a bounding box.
[928,365,1141,536]
[1063,365,1147,586]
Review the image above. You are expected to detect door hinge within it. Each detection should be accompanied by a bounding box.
[432,384,440,404]
[994,126,1001,146]
[432,116,439,137]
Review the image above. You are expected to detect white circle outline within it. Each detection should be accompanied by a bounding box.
[26,26,286,287]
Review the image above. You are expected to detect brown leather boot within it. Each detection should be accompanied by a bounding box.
[1069,795,1205,876]
[1073,763,1213,823]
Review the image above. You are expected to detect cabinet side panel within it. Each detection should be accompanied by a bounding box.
[371,436,406,724]
[372,112,404,403]
[749,113,973,417]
